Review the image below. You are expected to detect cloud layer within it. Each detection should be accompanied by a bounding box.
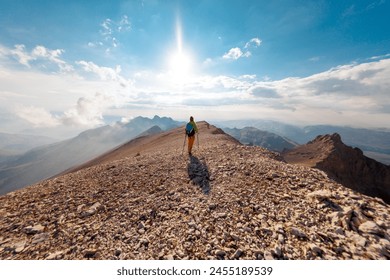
[1,42,389,133]
[1,44,73,72]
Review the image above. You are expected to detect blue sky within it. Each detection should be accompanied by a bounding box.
[0,0,389,137]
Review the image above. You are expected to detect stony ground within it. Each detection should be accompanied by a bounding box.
[0,125,389,260]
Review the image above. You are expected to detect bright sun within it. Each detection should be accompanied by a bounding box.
[169,51,192,79]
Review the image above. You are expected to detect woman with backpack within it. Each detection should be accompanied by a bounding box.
[185,116,198,155]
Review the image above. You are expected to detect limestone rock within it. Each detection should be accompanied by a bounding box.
[82,202,104,217]
[46,251,64,260]
[32,233,49,244]
[359,221,382,235]
[24,224,44,234]
[14,241,26,253]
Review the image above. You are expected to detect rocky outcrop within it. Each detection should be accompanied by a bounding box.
[283,133,390,204]
[0,125,389,260]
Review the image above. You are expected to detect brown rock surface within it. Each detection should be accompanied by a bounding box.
[283,133,390,204]
[1,123,389,260]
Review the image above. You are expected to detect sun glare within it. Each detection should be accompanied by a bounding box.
[169,51,192,77]
[166,14,195,81]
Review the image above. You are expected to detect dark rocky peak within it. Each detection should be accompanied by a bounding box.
[284,133,390,204]
[309,133,342,145]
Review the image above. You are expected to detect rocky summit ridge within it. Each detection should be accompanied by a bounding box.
[283,133,390,204]
[0,122,389,260]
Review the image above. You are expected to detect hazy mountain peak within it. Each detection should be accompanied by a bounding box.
[137,125,163,137]
[222,126,297,152]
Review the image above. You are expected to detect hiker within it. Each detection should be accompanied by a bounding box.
[185,116,198,155]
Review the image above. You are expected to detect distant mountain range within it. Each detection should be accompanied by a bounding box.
[1,116,389,195]
[0,132,57,156]
[222,127,297,152]
[1,118,298,195]
[0,116,183,195]
[216,120,390,165]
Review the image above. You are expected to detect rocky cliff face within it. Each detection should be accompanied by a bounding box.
[0,125,389,260]
[283,133,390,204]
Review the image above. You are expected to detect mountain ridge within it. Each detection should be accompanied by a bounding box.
[62,121,241,175]
[216,120,390,164]
[0,123,389,260]
[283,133,390,203]
[0,116,183,195]
[0,132,58,156]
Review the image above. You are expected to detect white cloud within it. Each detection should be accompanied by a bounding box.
[222,37,261,60]
[32,45,74,72]
[87,41,104,48]
[15,105,60,127]
[120,115,133,124]
[248,86,281,98]
[128,58,390,126]
[14,92,116,128]
[369,54,390,61]
[10,44,34,67]
[94,15,132,50]
[238,58,390,126]
[62,92,114,126]
[309,56,320,62]
[1,44,73,72]
[101,18,113,37]
[77,60,133,88]
[223,47,243,60]
[244,37,262,49]
[128,57,388,127]
[0,48,135,130]
[222,47,251,60]
[78,61,120,81]
[118,15,131,32]
[202,57,214,66]
[240,74,257,80]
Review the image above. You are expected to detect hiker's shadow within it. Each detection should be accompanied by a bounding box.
[187,155,211,195]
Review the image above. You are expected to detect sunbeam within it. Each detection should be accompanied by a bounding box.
[167,14,194,81]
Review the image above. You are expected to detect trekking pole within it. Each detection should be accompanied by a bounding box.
[197,133,200,150]
[182,134,187,154]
